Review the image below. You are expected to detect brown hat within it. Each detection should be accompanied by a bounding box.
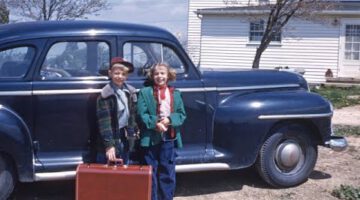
[110,57,134,73]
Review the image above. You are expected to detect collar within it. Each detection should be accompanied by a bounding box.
[101,82,130,98]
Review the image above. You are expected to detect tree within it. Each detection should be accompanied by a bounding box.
[0,0,9,24]
[6,0,109,21]
[224,0,333,69]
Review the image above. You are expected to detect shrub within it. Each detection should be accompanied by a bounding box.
[333,125,360,137]
[311,86,360,109]
[331,184,360,200]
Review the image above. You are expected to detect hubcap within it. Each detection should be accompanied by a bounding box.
[275,140,302,171]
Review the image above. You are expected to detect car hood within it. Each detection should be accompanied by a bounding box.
[201,69,308,90]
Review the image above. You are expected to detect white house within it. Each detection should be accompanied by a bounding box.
[187,0,360,83]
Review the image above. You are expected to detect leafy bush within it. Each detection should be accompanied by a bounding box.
[333,125,360,137]
[311,86,360,109]
[331,184,360,200]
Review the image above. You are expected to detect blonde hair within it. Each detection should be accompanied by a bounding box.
[110,64,130,73]
[148,63,176,82]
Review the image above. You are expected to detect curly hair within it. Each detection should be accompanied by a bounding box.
[147,63,176,82]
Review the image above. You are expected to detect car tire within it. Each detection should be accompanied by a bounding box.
[0,154,16,200]
[256,123,318,187]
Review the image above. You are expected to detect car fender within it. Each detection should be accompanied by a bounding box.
[0,104,34,182]
[213,90,332,168]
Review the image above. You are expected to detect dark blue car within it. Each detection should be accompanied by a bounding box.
[0,20,347,199]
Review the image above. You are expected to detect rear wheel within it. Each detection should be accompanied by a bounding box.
[0,154,16,200]
[256,123,318,187]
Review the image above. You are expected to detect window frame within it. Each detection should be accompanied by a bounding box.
[248,19,282,44]
[0,45,37,80]
[35,36,116,81]
[119,38,190,80]
[344,24,360,61]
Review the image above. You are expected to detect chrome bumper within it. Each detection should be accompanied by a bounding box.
[325,136,348,152]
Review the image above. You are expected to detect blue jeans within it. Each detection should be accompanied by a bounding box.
[143,141,176,200]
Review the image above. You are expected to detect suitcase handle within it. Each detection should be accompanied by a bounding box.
[107,158,124,166]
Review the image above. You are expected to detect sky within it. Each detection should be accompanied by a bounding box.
[88,0,189,40]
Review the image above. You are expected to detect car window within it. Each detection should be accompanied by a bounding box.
[40,41,110,79]
[0,46,35,78]
[123,42,185,77]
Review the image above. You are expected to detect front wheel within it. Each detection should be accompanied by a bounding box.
[0,154,16,200]
[256,124,318,187]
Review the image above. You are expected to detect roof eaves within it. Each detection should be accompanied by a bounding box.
[196,2,360,16]
[196,8,270,15]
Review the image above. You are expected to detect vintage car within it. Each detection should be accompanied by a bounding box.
[0,20,347,199]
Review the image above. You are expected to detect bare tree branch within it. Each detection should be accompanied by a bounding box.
[224,0,335,68]
[5,0,109,21]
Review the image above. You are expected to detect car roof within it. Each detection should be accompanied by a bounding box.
[0,20,177,43]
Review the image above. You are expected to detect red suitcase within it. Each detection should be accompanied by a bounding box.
[76,161,152,200]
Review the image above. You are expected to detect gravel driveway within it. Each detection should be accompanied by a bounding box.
[332,105,360,126]
[174,105,360,200]
[11,106,360,200]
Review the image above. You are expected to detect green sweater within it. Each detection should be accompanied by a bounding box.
[137,86,186,148]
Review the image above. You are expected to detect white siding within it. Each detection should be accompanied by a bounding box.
[188,1,229,66]
[267,20,340,83]
[199,16,340,83]
[188,0,343,83]
[188,0,286,66]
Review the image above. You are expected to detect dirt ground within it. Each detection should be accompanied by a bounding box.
[174,106,360,200]
[11,106,360,200]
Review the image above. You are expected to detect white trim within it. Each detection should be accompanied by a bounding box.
[175,163,230,173]
[181,84,300,92]
[338,18,360,78]
[0,84,300,96]
[35,171,76,181]
[258,112,333,119]
[320,11,360,16]
[179,88,209,92]
[216,84,299,91]
[0,91,32,96]
[33,163,231,181]
[33,88,102,95]
[197,9,271,15]
[197,9,360,16]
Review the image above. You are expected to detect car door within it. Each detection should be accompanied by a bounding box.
[0,40,45,177]
[32,36,115,171]
[119,38,208,164]
[0,40,43,134]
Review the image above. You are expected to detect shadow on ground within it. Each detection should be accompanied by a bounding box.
[308,170,332,180]
[175,168,270,197]
[10,180,75,200]
[10,168,329,199]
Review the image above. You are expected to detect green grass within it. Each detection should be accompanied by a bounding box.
[333,125,360,137]
[311,86,360,109]
[331,184,360,200]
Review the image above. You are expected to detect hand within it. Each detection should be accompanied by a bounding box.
[106,147,116,161]
[156,122,167,133]
[159,117,170,126]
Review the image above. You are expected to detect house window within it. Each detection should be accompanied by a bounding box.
[345,24,360,60]
[258,0,269,4]
[249,20,281,42]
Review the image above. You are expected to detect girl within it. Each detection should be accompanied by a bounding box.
[137,63,186,200]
